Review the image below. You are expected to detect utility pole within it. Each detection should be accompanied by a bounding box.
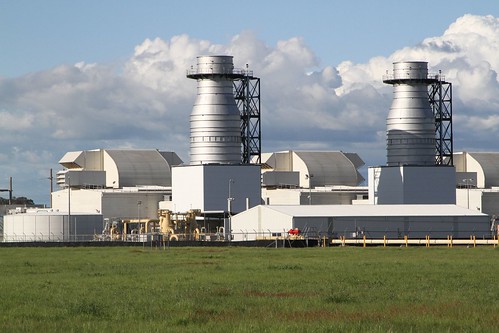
[9,177,12,204]
[49,169,53,208]
[0,177,13,204]
[305,174,314,205]
[227,179,234,242]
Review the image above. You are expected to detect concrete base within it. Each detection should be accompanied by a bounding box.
[368,165,456,204]
[171,164,261,213]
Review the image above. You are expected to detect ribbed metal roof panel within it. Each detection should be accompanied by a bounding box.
[105,150,171,187]
[467,152,499,188]
[293,151,364,186]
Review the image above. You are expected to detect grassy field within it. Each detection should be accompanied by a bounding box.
[1,246,499,332]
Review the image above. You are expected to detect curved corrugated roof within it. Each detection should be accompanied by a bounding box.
[105,150,173,187]
[467,152,499,188]
[293,151,364,186]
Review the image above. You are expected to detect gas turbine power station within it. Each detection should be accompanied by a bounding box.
[2,56,494,243]
[171,55,261,236]
[368,61,456,205]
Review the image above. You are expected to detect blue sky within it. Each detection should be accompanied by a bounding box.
[2,0,496,77]
[1,1,499,205]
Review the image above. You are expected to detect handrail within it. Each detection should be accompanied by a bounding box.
[186,68,253,76]
[382,72,445,82]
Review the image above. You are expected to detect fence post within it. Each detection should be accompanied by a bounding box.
[404,235,408,247]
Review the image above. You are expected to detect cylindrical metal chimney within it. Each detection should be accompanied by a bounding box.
[383,61,436,166]
[186,55,242,165]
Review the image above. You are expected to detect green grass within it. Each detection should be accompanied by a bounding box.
[1,246,499,332]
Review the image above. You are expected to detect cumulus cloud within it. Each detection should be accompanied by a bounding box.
[1,14,499,203]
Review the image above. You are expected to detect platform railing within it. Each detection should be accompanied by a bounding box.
[2,230,499,247]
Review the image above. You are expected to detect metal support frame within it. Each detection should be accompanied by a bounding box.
[233,74,261,164]
[429,78,453,166]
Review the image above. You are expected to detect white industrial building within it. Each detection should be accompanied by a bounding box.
[368,165,456,204]
[2,149,181,241]
[52,187,168,221]
[454,152,499,219]
[51,148,181,221]
[261,150,365,188]
[3,210,102,242]
[57,149,182,189]
[170,164,261,213]
[261,150,367,205]
[231,204,490,241]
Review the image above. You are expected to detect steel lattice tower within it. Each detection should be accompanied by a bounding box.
[429,76,453,166]
[233,73,261,164]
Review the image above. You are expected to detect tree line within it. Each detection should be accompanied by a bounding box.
[0,197,35,205]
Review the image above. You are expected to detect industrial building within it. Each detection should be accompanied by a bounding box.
[3,149,181,241]
[454,152,499,218]
[1,57,495,243]
[3,210,102,242]
[53,149,180,221]
[56,148,182,189]
[231,204,489,241]
[261,150,367,205]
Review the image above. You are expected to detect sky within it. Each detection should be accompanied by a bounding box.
[1,0,499,205]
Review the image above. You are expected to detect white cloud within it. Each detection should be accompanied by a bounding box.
[1,14,499,203]
[0,110,34,130]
